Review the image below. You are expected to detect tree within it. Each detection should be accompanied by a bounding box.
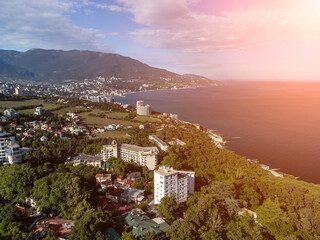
[256,199,293,238]
[166,220,197,240]
[225,213,266,240]
[121,231,137,240]
[108,158,127,177]
[198,226,222,240]
[156,195,179,224]
[32,173,89,218]
[145,230,156,240]
[0,164,37,203]
[83,143,102,155]
[73,199,93,221]
[0,203,30,239]
[134,202,148,212]
[70,209,111,240]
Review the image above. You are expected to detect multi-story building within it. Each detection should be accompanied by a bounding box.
[0,133,22,165]
[3,108,20,118]
[34,106,45,116]
[136,100,152,116]
[101,140,158,170]
[149,135,169,152]
[154,166,195,205]
[66,153,103,168]
[169,113,179,120]
[14,86,23,96]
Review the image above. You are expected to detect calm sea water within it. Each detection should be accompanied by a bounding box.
[115,81,320,183]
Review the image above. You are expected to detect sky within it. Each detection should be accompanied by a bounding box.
[1,0,320,80]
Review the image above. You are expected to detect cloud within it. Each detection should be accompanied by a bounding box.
[115,0,320,52]
[0,0,110,51]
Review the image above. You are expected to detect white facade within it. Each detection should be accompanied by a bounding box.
[169,113,179,120]
[101,141,158,170]
[14,87,23,96]
[34,106,45,116]
[136,100,152,115]
[149,135,169,152]
[154,166,195,205]
[0,133,22,165]
[101,140,119,160]
[3,108,19,118]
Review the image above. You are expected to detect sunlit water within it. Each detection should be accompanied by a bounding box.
[115,81,320,183]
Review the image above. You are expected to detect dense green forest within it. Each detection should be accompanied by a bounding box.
[157,126,320,239]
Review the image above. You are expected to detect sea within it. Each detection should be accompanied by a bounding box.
[114,81,320,184]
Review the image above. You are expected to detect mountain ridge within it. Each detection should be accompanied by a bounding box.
[0,49,217,86]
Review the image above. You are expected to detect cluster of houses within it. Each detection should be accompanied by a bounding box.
[1,108,20,122]
[92,123,125,135]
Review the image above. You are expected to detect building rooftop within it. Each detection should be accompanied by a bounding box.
[154,167,178,177]
[66,153,102,163]
[113,209,169,239]
[121,144,158,154]
[155,166,195,177]
[149,135,169,147]
[105,227,121,240]
[0,132,12,138]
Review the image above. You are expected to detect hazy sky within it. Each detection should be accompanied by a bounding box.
[1,0,320,80]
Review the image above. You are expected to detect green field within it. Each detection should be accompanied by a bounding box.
[0,99,60,114]
[52,107,86,115]
[78,110,140,127]
[134,115,162,123]
[93,130,130,139]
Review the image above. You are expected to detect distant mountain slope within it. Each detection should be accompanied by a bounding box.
[183,74,212,80]
[0,59,35,79]
[0,49,194,82]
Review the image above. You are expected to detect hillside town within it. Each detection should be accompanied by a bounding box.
[0,97,202,239]
[0,71,217,100]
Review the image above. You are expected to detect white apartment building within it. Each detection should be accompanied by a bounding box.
[154,166,195,205]
[34,106,45,116]
[0,133,22,165]
[136,100,152,115]
[149,135,169,152]
[101,140,159,170]
[3,108,20,118]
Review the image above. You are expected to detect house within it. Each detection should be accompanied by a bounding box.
[95,173,112,189]
[105,227,121,240]
[16,125,24,131]
[1,115,8,122]
[40,136,48,143]
[139,123,151,130]
[127,171,141,180]
[97,128,105,133]
[124,179,137,187]
[34,106,45,116]
[4,108,19,118]
[66,153,103,168]
[107,124,117,131]
[112,209,169,239]
[117,176,124,181]
[120,187,145,203]
[105,186,124,203]
[41,124,49,131]
[54,131,66,138]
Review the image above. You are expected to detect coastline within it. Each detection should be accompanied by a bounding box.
[117,82,314,183]
[124,83,221,97]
